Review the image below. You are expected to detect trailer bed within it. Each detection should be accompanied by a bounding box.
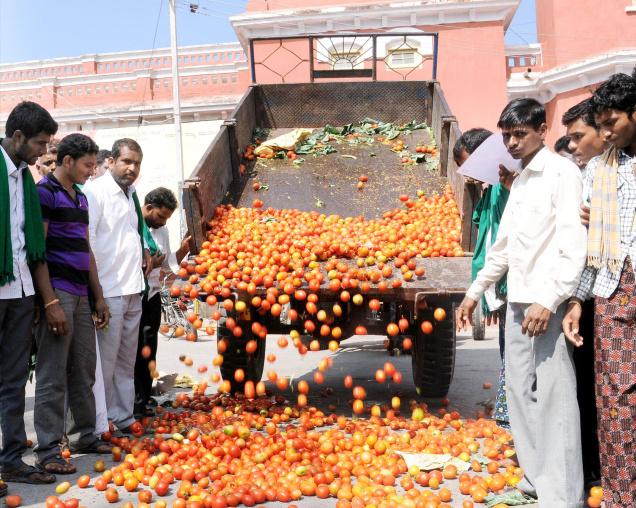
[235,128,448,219]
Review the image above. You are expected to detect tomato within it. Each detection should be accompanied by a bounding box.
[76,474,90,488]
[105,487,119,503]
[5,495,22,508]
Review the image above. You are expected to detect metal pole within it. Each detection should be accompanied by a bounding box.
[169,0,186,235]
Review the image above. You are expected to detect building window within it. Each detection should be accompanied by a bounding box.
[77,88,82,95]
[182,78,188,86]
[212,76,217,84]
[113,85,119,92]
[86,86,91,94]
[206,54,211,62]
[104,86,109,94]
[98,63,103,71]
[114,62,119,70]
[191,78,198,85]
[213,53,219,62]
[163,79,170,87]
[221,75,228,83]
[95,86,101,94]
[67,89,72,97]
[163,57,169,64]
[202,78,208,85]
[58,89,64,96]
[122,83,129,91]
[231,75,237,83]
[330,51,361,70]
[389,50,416,67]
[131,82,136,90]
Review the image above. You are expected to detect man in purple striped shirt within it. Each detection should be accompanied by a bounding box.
[33,133,112,475]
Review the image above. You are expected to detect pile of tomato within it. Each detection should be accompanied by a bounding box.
[39,388,528,508]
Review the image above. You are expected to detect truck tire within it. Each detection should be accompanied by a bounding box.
[412,304,456,398]
[217,317,266,394]
[472,302,485,341]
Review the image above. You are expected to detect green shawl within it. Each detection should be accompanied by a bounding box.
[0,146,47,286]
[471,183,509,314]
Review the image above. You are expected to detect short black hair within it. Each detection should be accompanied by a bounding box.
[96,149,111,165]
[554,136,571,154]
[562,99,597,128]
[591,73,636,116]
[56,133,99,164]
[5,101,58,139]
[111,138,143,160]
[452,128,493,160]
[497,98,546,130]
[144,187,178,211]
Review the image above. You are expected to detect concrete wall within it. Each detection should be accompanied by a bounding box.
[76,120,223,248]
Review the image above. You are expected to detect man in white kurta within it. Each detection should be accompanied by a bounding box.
[84,139,147,432]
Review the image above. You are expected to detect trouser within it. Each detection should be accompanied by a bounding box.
[0,296,34,468]
[97,294,142,429]
[572,298,600,484]
[593,257,636,508]
[505,302,583,508]
[34,290,97,461]
[134,293,161,407]
[93,333,109,436]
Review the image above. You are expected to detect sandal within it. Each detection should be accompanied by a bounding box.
[1,463,56,484]
[71,438,112,455]
[0,480,7,497]
[40,454,76,475]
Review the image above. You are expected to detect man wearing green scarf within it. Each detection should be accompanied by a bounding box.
[83,138,152,436]
[0,102,58,490]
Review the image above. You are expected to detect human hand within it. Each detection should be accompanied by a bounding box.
[485,311,499,327]
[45,302,69,336]
[498,164,515,190]
[456,297,478,331]
[521,303,552,337]
[143,249,153,278]
[152,253,166,269]
[94,298,110,330]
[562,300,584,347]
[580,204,590,227]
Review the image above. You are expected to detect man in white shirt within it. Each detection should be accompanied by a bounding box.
[84,138,151,435]
[134,187,189,418]
[456,98,588,507]
[0,102,58,489]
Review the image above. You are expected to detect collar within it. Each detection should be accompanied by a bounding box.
[103,170,135,197]
[0,144,27,176]
[46,173,85,196]
[524,146,550,173]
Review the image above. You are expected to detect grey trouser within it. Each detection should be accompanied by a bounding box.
[34,289,97,461]
[0,296,34,468]
[505,302,583,508]
[97,294,142,429]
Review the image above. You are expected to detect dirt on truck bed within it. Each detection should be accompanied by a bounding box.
[236,128,449,219]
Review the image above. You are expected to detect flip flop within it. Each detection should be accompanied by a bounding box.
[1,463,56,484]
[39,454,76,475]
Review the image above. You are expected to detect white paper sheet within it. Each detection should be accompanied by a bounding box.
[457,133,522,185]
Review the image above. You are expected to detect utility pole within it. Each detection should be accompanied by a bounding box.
[169,0,186,235]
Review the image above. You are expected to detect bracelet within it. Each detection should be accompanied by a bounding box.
[568,299,582,308]
[44,298,60,309]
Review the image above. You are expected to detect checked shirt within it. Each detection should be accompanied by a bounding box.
[573,150,636,300]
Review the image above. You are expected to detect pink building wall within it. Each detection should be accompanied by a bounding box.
[537,0,636,69]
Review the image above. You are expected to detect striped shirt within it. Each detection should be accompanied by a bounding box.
[37,174,91,296]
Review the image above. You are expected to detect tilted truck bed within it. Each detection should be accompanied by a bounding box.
[183,81,477,295]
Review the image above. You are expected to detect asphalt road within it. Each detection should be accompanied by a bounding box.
[10,326,509,507]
